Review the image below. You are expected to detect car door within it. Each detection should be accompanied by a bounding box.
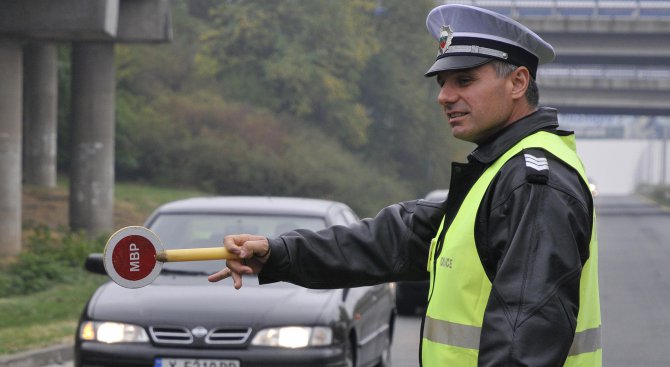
[335,205,393,366]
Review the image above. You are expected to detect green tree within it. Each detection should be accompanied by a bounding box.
[106,0,467,214]
[199,0,379,148]
[359,0,472,194]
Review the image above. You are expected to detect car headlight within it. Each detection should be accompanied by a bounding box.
[79,321,149,343]
[251,326,332,348]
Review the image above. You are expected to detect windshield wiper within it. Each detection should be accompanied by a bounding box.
[160,268,210,276]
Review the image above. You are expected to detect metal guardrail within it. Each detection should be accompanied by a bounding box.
[447,1,670,19]
[539,65,670,80]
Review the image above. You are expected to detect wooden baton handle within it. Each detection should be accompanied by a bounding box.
[155,247,238,262]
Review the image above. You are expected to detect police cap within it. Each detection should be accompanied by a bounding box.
[424,4,555,79]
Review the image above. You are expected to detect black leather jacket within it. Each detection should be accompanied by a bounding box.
[260,107,594,366]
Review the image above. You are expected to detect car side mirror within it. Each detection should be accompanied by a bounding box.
[84,253,107,275]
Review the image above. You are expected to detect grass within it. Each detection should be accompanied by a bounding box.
[0,273,106,354]
[0,180,209,356]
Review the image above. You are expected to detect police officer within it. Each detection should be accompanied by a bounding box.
[209,4,602,366]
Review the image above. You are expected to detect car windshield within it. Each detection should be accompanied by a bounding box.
[149,213,326,274]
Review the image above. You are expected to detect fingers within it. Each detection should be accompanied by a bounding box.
[207,267,244,289]
[207,268,230,283]
[239,239,271,261]
[223,235,270,262]
[210,235,270,289]
[227,258,254,274]
[208,262,253,288]
[231,269,243,289]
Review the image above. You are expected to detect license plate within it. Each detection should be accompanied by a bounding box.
[155,358,240,367]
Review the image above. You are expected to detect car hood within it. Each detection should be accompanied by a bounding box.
[87,276,339,328]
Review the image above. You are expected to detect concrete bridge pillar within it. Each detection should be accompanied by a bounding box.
[23,42,58,187]
[69,43,115,235]
[0,40,23,256]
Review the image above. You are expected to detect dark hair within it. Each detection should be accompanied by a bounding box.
[490,60,539,107]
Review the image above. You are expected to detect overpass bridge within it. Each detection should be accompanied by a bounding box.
[0,0,172,256]
[447,0,670,115]
[538,65,670,115]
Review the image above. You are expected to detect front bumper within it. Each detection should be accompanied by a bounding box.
[76,341,349,367]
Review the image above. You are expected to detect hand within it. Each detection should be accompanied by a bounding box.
[207,234,271,289]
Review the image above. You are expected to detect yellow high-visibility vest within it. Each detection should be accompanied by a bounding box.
[422,131,602,366]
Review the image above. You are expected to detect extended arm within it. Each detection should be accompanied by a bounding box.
[259,199,444,288]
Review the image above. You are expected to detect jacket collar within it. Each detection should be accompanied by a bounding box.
[468,107,560,164]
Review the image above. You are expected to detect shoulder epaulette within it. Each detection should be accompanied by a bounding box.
[521,148,549,185]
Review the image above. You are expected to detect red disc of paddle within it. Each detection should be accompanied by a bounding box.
[111,234,156,281]
[104,226,163,288]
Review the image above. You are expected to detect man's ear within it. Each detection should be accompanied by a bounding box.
[510,66,531,100]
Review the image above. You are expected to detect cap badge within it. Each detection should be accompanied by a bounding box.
[438,25,454,56]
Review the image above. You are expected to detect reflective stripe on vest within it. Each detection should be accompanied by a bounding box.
[422,131,602,367]
[424,316,602,355]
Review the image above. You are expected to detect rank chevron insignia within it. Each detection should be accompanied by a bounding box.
[524,153,549,171]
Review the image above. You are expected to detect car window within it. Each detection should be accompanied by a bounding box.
[425,189,449,202]
[149,213,326,273]
[151,213,326,246]
[330,211,348,226]
[341,208,359,225]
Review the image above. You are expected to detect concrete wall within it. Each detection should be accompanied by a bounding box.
[577,139,669,195]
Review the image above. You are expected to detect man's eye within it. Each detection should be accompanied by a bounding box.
[436,78,445,87]
[457,77,473,85]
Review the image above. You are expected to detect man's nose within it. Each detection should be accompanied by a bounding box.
[438,84,457,105]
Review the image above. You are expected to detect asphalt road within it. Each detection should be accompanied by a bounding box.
[596,195,670,366]
[36,195,670,367]
[390,315,422,366]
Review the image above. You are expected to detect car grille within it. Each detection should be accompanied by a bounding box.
[206,327,252,344]
[150,326,193,344]
[149,326,252,345]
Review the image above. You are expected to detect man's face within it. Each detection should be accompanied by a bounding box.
[436,63,517,144]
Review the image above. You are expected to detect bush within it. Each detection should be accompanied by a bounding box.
[114,93,417,217]
[0,227,106,297]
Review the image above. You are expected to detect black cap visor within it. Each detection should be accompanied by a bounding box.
[424,55,492,77]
